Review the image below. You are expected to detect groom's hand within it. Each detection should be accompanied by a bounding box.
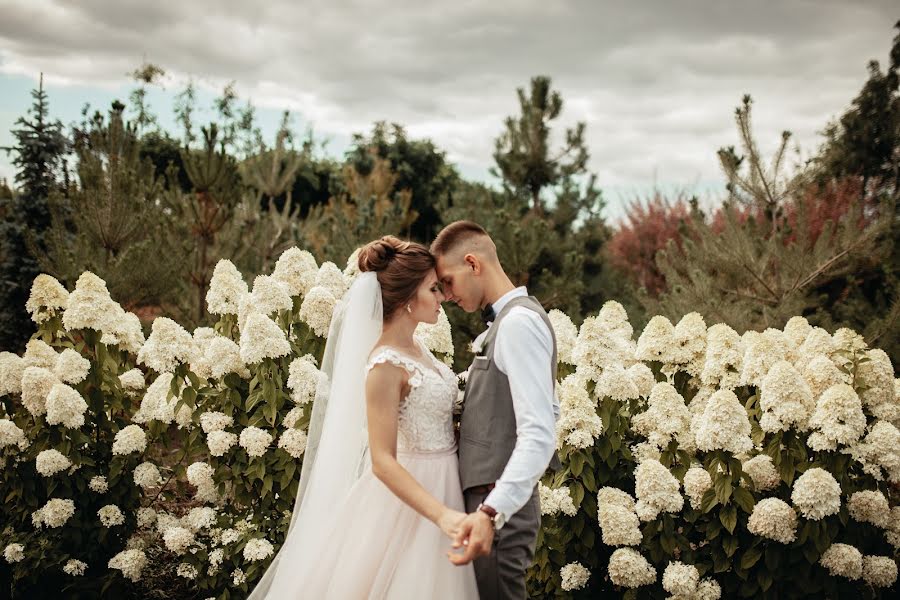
[447,511,494,565]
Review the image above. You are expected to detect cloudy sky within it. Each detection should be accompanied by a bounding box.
[0,0,896,220]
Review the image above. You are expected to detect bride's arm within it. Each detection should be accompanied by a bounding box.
[365,363,465,538]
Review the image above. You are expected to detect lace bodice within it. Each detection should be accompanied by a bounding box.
[365,343,458,452]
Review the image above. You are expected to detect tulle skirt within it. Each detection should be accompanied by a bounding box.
[292,445,479,599]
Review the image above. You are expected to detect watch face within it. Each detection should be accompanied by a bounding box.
[494,513,506,530]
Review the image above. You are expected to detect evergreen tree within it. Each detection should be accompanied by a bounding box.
[0,74,68,351]
[492,76,589,215]
[36,102,183,316]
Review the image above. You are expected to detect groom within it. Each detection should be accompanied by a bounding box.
[431,221,559,600]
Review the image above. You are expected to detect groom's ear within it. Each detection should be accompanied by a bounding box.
[463,253,481,274]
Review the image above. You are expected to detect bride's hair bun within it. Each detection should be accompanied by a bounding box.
[358,236,404,273]
[357,235,436,319]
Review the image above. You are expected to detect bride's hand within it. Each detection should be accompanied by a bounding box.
[436,508,467,539]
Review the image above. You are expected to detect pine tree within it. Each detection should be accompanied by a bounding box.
[36,102,183,316]
[492,76,589,215]
[0,74,68,351]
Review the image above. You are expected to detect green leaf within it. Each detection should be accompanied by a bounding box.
[720,505,737,534]
[713,474,733,504]
[733,486,756,514]
[740,547,763,569]
[723,534,740,557]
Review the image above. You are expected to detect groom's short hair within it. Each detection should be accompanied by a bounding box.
[430,220,492,257]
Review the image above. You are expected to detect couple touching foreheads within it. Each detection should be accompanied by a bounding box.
[249,221,560,600]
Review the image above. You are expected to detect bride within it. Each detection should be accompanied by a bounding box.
[249,236,479,598]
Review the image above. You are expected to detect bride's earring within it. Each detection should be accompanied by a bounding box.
[406,304,412,314]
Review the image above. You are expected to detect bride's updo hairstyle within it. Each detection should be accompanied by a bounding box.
[358,236,436,320]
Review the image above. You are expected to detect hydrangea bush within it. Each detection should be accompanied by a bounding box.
[529,306,899,599]
[1,249,896,599]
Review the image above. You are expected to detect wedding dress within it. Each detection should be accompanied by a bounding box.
[249,272,478,599]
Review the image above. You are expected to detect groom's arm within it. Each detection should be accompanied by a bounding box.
[482,307,557,520]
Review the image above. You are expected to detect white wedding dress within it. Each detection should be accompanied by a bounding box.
[281,342,480,598]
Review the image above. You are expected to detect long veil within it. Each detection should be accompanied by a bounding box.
[249,271,383,599]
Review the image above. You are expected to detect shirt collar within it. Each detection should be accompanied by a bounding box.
[489,286,528,317]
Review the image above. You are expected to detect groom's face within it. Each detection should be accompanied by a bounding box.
[435,254,483,314]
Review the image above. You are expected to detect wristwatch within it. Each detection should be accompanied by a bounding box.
[476,503,506,531]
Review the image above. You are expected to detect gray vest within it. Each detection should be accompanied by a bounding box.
[458,295,560,492]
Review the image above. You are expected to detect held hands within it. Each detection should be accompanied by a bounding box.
[447,510,494,565]
[436,508,467,539]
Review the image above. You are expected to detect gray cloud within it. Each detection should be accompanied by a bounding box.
[0,0,896,217]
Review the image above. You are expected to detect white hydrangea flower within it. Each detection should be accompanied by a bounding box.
[239,313,291,364]
[598,487,636,512]
[662,561,700,597]
[133,372,176,424]
[89,475,108,494]
[672,312,707,376]
[286,354,321,405]
[272,248,318,296]
[3,543,24,564]
[277,428,308,459]
[747,498,797,543]
[695,578,722,600]
[742,454,780,492]
[538,483,578,517]
[608,548,657,588]
[800,355,848,400]
[62,272,113,333]
[232,568,247,586]
[137,317,195,374]
[156,512,181,536]
[626,363,656,398]
[163,526,195,555]
[560,562,590,591]
[807,384,866,451]
[119,368,146,392]
[415,308,454,357]
[45,383,88,429]
[251,274,293,316]
[133,462,163,490]
[207,430,238,457]
[23,339,60,370]
[298,286,337,338]
[798,327,835,362]
[632,382,692,450]
[740,329,788,387]
[819,543,862,580]
[700,323,743,389]
[53,348,91,385]
[758,361,815,433]
[243,538,275,561]
[783,316,812,352]
[205,337,250,380]
[101,310,146,354]
[188,327,218,380]
[112,425,147,456]
[636,315,679,363]
[35,449,71,477]
[63,558,87,576]
[847,490,890,529]
[595,364,640,401]
[98,504,125,527]
[176,563,198,580]
[199,411,233,434]
[0,419,27,451]
[630,441,662,464]
[556,374,603,449]
[221,528,241,545]
[21,366,58,417]
[137,507,157,529]
[857,349,894,409]
[185,506,217,531]
[207,259,249,316]
[108,549,147,582]
[0,352,25,396]
[186,462,215,487]
[695,389,753,455]
[845,420,900,483]
[862,555,898,588]
[343,247,362,280]
[33,498,75,528]
[598,502,642,547]
[573,301,638,380]
[283,406,304,429]
[239,426,273,457]
[547,309,578,365]
[26,274,69,324]
[634,459,683,521]
[313,262,349,299]
[791,467,841,520]
[683,466,712,510]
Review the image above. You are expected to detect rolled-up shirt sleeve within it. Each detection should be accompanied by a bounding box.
[483,308,557,520]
